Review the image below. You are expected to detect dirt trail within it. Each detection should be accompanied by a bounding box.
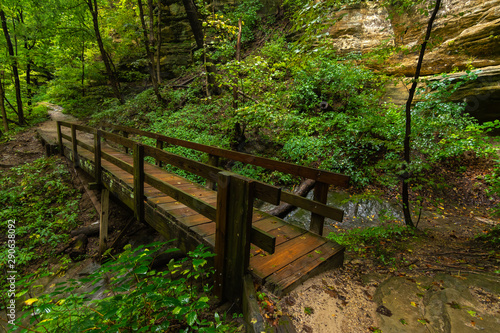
[0,103,80,168]
[36,102,80,138]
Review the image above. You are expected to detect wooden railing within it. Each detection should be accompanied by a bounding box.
[101,123,350,235]
[56,121,349,301]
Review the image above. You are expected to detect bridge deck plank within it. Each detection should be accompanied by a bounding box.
[58,133,343,295]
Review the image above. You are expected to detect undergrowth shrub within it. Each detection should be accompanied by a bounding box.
[14,242,239,333]
[0,157,80,268]
[328,223,416,267]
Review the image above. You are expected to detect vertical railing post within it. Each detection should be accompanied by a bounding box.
[133,142,145,223]
[56,121,63,156]
[214,171,254,302]
[123,131,129,154]
[155,139,163,167]
[205,154,219,190]
[94,129,102,186]
[99,188,110,256]
[310,181,329,236]
[71,124,78,167]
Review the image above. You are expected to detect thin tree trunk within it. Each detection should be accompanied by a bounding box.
[20,11,33,111]
[0,9,25,125]
[82,41,86,97]
[86,0,124,104]
[137,0,161,100]
[156,0,162,84]
[232,19,245,151]
[402,0,441,228]
[181,0,203,49]
[181,0,219,96]
[0,72,8,132]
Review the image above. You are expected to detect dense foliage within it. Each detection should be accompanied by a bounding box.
[11,242,238,333]
[0,157,80,268]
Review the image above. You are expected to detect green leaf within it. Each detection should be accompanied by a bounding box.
[132,265,149,275]
[186,312,197,326]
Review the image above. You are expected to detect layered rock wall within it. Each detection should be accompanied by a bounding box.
[326,0,499,120]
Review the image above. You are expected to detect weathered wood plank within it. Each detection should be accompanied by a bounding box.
[133,143,145,223]
[144,173,217,221]
[280,191,344,223]
[190,222,216,237]
[94,130,102,186]
[76,138,94,153]
[214,172,230,298]
[72,123,94,134]
[144,145,221,183]
[265,242,344,295]
[259,222,307,246]
[310,181,329,235]
[178,214,212,227]
[106,123,350,186]
[250,233,327,279]
[99,188,110,256]
[250,227,276,254]
[57,122,63,155]
[101,130,135,149]
[216,172,255,301]
[101,151,134,174]
[71,124,78,167]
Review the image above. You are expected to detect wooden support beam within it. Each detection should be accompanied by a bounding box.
[57,121,63,156]
[123,131,129,154]
[205,154,219,190]
[71,124,78,167]
[310,181,329,236]
[99,188,110,256]
[215,171,255,302]
[134,143,145,223]
[155,139,163,167]
[214,172,229,299]
[94,129,102,188]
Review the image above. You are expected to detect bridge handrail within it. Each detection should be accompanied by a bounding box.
[102,123,350,187]
[56,121,278,255]
[59,121,347,235]
[102,123,347,231]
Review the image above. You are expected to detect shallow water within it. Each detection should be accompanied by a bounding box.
[282,191,404,231]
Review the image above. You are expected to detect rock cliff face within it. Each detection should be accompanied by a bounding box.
[327,0,500,121]
[156,0,497,120]
[328,0,500,75]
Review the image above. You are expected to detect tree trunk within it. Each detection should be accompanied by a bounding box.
[137,0,161,101]
[0,9,25,125]
[269,179,316,218]
[402,0,441,228]
[156,0,162,84]
[231,19,245,151]
[86,0,124,104]
[181,0,203,49]
[0,72,8,132]
[20,11,34,111]
[82,41,86,97]
[180,0,219,96]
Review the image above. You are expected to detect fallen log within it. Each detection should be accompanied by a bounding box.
[70,223,100,237]
[69,233,88,261]
[268,179,316,218]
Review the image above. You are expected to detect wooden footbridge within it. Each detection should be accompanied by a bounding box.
[41,121,349,302]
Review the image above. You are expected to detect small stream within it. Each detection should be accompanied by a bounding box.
[268,191,404,232]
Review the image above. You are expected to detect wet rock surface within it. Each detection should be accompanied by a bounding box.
[374,273,500,333]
